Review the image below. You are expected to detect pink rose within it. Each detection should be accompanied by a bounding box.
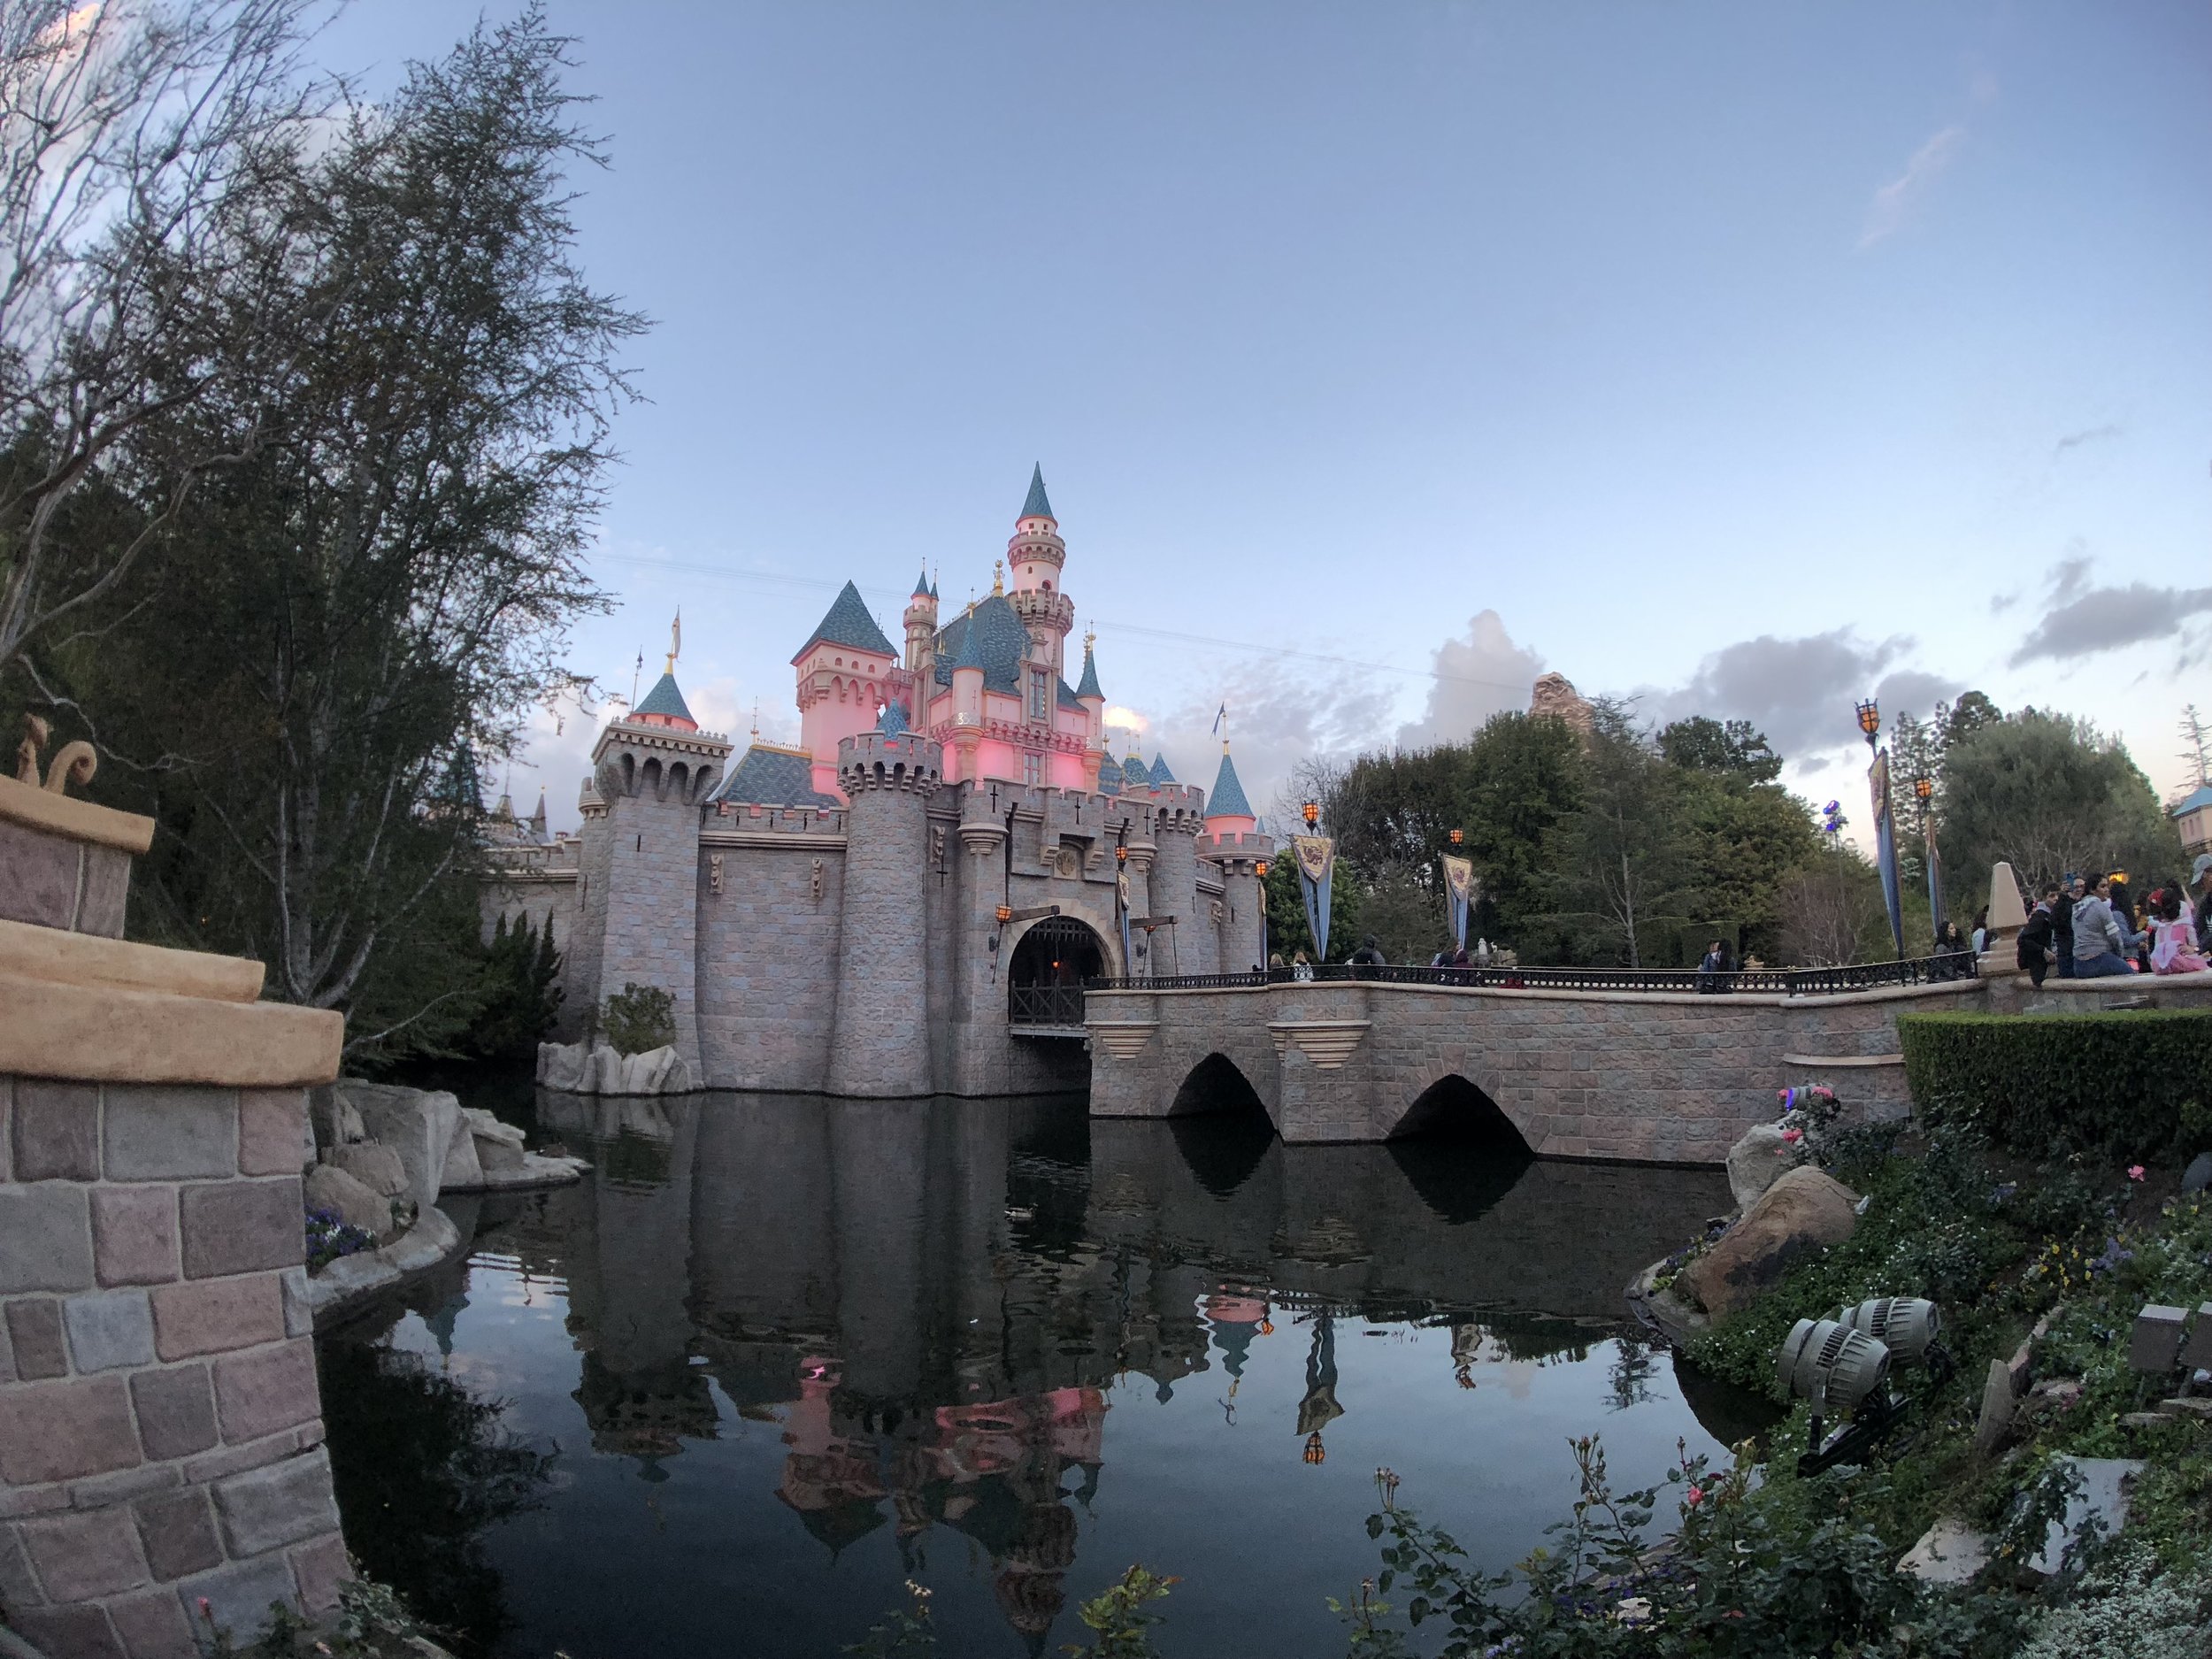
[2127,1165,2146,1181]
[1781,1127,1803,1144]
[1686,1485,1705,1506]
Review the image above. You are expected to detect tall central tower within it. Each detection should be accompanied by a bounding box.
[1005,464,1076,683]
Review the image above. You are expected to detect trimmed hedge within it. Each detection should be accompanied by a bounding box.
[1898,1009,2212,1161]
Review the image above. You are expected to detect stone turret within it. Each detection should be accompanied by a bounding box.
[902,567,937,689]
[1006,465,1075,682]
[826,729,943,1095]
[586,692,730,1076]
[795,581,899,797]
[1147,785,1210,973]
[1074,633,1105,789]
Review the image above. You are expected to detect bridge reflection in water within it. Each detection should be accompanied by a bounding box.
[321,1091,1744,1659]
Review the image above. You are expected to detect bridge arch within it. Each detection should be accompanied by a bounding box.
[1169,1052,1271,1124]
[1386,1071,1534,1156]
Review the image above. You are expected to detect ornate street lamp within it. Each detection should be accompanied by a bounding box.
[1448,827,1463,847]
[1912,775,1932,804]
[1256,858,1269,878]
[1303,1432,1326,1465]
[995,904,1013,924]
[1855,699,1881,748]
[1302,800,1319,830]
[1115,844,1127,864]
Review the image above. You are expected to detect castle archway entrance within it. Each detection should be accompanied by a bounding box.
[1008,917,1106,1028]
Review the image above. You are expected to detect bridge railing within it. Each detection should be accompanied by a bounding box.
[1010,984,1088,1026]
[1086,952,1979,997]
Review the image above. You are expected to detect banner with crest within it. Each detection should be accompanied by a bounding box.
[1440,855,1475,951]
[1292,835,1336,962]
[1869,749,1905,959]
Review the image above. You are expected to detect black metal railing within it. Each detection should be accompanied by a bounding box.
[1086,952,1978,997]
[1009,984,1087,1026]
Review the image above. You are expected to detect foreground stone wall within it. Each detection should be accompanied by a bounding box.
[2,772,347,1659]
[1087,976,1995,1163]
[0,1079,343,1657]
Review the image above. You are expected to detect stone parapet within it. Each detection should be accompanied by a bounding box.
[1,768,348,1658]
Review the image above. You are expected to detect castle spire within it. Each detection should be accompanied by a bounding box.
[1074,632,1103,702]
[911,566,931,599]
[1021,463,1054,523]
[666,608,681,673]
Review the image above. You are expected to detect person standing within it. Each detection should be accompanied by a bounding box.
[2071,875,2134,978]
[1970,907,1990,955]
[2016,887,2058,987]
[2052,875,2079,979]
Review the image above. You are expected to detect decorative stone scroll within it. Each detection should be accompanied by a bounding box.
[1087,1021,1159,1060]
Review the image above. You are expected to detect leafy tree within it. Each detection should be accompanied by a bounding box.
[1886,709,1940,844]
[1936,689,2003,751]
[0,0,331,680]
[22,11,640,1053]
[1657,715,1781,782]
[465,912,563,1062]
[1937,710,2182,893]
[1263,849,1363,962]
[1547,703,1690,966]
[600,982,675,1056]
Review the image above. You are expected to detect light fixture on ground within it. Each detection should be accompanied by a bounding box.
[1838,1296,1950,1379]
[1777,1315,1905,1477]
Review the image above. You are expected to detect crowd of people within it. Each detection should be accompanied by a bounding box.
[2014,854,2212,987]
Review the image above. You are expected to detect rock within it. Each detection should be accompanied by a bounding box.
[2027,1457,2142,1576]
[1681,1166,1860,1317]
[303,1163,394,1239]
[1973,1358,2017,1455]
[441,1112,484,1191]
[1897,1518,1988,1585]
[463,1108,527,1172]
[304,1204,464,1325]
[2158,1396,2212,1421]
[2183,1152,2211,1195]
[1725,1122,1801,1210]
[325,1141,408,1198]
[308,1084,368,1155]
[338,1079,461,1210]
[537,1039,589,1091]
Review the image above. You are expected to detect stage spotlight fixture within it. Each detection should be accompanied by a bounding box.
[1778,1317,1908,1477]
[1837,1297,1948,1375]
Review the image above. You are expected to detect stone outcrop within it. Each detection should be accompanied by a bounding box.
[1682,1165,1859,1317]
[303,1164,396,1238]
[1528,672,1594,736]
[536,1039,692,1096]
[336,1080,461,1210]
[324,1140,406,1198]
[1725,1121,1801,1210]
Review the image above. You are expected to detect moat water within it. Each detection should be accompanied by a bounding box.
[317,1083,1762,1658]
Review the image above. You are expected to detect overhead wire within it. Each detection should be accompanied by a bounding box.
[593,551,1539,695]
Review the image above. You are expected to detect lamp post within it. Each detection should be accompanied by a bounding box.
[1913,774,1946,951]
[1855,698,1880,749]
[1857,697,1905,960]
[1256,857,1270,974]
[1302,800,1319,831]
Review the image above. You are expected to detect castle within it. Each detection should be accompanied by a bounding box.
[485,469,1271,1097]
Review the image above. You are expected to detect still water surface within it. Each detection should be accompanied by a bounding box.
[319,1089,1755,1658]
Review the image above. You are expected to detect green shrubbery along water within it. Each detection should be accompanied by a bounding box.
[1898,1009,2212,1161]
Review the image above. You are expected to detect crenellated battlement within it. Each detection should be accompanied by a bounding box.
[706,801,849,836]
[837,731,944,794]
[1199,829,1274,861]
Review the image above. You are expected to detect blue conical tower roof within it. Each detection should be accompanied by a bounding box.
[910,567,932,599]
[634,672,694,724]
[950,607,988,672]
[1148,752,1176,785]
[1074,641,1103,701]
[1120,751,1149,789]
[799,580,895,657]
[1209,748,1253,818]
[1098,752,1124,796]
[1021,464,1054,521]
[878,697,910,736]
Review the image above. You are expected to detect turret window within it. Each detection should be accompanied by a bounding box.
[1028,667,1049,722]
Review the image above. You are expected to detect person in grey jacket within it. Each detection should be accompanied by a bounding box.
[2071,875,2133,978]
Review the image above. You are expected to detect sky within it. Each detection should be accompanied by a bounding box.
[322,1,2212,835]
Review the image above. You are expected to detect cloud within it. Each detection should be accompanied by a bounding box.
[1641,629,1961,764]
[1144,660,1395,829]
[2008,565,2212,665]
[1859,124,1965,250]
[1394,611,1546,751]
[2053,423,2123,458]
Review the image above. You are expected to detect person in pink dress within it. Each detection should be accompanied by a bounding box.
[2149,888,2209,975]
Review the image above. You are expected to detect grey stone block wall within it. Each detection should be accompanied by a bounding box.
[1087,977,1993,1163]
[0,1078,344,1659]
[695,840,845,1090]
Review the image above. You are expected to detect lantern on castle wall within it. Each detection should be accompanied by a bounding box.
[995,904,1012,924]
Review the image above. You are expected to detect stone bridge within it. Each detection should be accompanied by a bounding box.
[1085,967,2212,1164]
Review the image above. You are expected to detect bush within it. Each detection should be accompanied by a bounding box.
[1899,1010,2212,1161]
[599,982,676,1056]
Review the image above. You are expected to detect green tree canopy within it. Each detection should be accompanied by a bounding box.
[1936,710,2182,894]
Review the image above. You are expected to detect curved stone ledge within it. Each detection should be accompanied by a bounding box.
[0,772,154,853]
[307,1204,465,1328]
[1780,1052,1905,1068]
[0,970,342,1086]
[0,915,265,1002]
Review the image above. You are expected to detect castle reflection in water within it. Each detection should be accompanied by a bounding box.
[339,1092,1738,1655]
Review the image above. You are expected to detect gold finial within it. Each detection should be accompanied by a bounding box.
[1084,626,1095,652]
[750,699,760,742]
[666,608,681,674]
[992,559,1004,595]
